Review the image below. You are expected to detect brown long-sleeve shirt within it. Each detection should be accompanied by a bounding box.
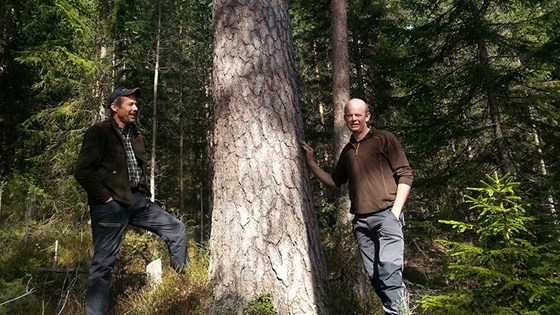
[331,128,413,214]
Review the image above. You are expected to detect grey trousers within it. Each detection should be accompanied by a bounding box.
[86,192,188,315]
[352,208,407,315]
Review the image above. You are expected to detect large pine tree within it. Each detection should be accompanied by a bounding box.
[209,0,327,313]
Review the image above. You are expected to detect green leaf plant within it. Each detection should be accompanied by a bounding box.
[420,172,560,315]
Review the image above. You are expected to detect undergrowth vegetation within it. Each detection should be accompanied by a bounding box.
[421,173,560,314]
[4,171,559,314]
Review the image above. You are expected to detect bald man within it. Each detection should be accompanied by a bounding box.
[302,98,413,315]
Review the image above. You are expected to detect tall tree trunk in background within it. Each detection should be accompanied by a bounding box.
[313,42,326,128]
[96,47,112,122]
[467,0,511,175]
[532,125,557,215]
[0,180,5,218]
[352,39,365,100]
[95,43,107,120]
[209,0,327,313]
[331,0,351,204]
[482,43,511,174]
[150,0,161,201]
[178,3,185,214]
[331,0,350,160]
[331,0,372,302]
[92,0,109,119]
[24,186,36,243]
[528,104,557,216]
[96,0,111,121]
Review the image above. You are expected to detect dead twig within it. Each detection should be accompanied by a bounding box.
[0,278,36,307]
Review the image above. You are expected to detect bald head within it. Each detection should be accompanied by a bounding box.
[345,98,370,115]
[344,98,371,138]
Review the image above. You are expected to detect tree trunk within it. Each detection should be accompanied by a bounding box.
[150,0,161,201]
[331,0,350,160]
[0,180,5,218]
[94,1,111,121]
[484,59,511,174]
[331,0,372,303]
[467,0,511,175]
[528,105,557,216]
[312,42,326,128]
[532,125,557,215]
[331,0,351,202]
[209,1,327,314]
[178,3,185,214]
[352,39,366,100]
[24,186,36,243]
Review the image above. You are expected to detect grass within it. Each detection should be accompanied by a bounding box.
[112,243,210,315]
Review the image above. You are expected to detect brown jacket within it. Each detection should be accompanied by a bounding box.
[74,117,150,206]
[332,128,413,214]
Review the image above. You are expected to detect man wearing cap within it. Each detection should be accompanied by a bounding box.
[75,87,188,315]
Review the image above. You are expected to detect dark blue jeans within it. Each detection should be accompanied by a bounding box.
[86,192,188,315]
[352,208,407,315]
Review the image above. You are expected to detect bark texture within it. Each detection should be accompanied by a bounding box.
[209,0,327,314]
[331,0,350,159]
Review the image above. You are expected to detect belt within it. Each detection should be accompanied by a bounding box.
[353,206,392,218]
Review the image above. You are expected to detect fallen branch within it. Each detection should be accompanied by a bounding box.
[38,267,87,274]
[0,278,36,307]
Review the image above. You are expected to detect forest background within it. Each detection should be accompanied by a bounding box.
[0,0,559,314]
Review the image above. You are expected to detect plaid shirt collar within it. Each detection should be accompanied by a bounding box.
[117,122,142,188]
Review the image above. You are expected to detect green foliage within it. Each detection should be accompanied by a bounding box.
[0,279,41,314]
[0,220,86,314]
[1,0,560,313]
[15,0,102,96]
[0,234,42,283]
[421,172,560,314]
[0,174,91,314]
[243,292,277,315]
[399,0,560,226]
[465,172,532,247]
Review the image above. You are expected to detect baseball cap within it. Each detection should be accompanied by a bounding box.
[106,87,141,108]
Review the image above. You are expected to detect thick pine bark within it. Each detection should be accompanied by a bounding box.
[209,0,327,314]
